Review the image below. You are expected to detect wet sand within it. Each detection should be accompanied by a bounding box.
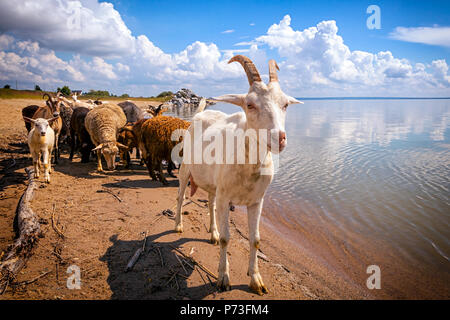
[0,99,448,299]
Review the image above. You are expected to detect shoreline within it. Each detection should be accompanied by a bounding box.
[256,195,450,299]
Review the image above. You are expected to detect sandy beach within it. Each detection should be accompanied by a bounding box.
[1,99,448,300]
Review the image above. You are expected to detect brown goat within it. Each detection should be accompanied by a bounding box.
[117,124,139,168]
[140,116,190,184]
[22,104,40,132]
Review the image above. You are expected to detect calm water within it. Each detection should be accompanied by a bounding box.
[168,99,450,270]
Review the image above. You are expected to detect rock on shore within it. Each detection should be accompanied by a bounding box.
[168,88,215,108]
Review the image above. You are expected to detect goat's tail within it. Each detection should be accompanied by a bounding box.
[195,98,207,114]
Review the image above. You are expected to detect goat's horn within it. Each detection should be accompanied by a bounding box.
[268,59,279,83]
[92,144,103,151]
[228,55,261,86]
[43,93,51,102]
[116,142,128,150]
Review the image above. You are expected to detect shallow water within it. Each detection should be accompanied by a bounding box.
[166,99,450,272]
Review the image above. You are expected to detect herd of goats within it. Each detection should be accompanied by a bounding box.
[18,55,303,295]
[21,90,186,184]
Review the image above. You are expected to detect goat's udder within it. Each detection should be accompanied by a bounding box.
[189,174,198,197]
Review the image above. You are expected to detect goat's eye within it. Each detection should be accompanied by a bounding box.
[282,103,288,110]
[247,104,256,110]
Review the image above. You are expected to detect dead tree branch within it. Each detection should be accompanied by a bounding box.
[0,167,41,294]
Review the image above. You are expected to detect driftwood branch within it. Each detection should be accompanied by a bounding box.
[97,188,123,202]
[124,248,143,272]
[11,270,51,287]
[0,167,42,294]
[124,232,147,272]
[51,203,65,239]
[168,245,217,280]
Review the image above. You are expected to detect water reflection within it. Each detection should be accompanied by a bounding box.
[288,99,450,145]
[269,99,450,269]
[165,99,450,269]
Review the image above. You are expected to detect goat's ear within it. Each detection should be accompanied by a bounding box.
[48,116,60,123]
[23,117,35,124]
[212,94,246,107]
[286,95,304,105]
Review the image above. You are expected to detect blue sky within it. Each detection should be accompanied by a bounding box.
[0,0,449,97]
[109,0,450,63]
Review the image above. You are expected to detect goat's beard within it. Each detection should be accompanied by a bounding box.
[267,141,284,154]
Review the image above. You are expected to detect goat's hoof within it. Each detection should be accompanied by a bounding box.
[250,275,269,295]
[250,284,268,296]
[210,231,219,245]
[175,224,183,233]
[217,275,231,292]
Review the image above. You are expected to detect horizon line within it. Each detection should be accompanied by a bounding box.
[297,97,450,100]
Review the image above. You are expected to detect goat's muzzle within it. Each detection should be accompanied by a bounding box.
[278,131,287,152]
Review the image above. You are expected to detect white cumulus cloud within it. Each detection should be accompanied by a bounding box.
[390,26,450,48]
[0,2,449,97]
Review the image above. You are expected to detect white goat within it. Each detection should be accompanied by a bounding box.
[174,55,302,295]
[24,116,59,183]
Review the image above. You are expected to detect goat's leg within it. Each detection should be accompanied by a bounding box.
[56,134,60,160]
[47,145,53,173]
[42,148,51,183]
[167,161,177,178]
[96,149,103,172]
[216,194,231,291]
[157,160,168,185]
[125,151,131,168]
[208,193,219,245]
[146,155,157,181]
[69,130,75,161]
[174,164,189,232]
[53,134,59,164]
[247,200,268,295]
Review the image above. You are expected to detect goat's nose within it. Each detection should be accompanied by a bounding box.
[279,131,286,145]
[278,130,287,151]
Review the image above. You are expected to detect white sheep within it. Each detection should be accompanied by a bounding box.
[174,55,302,295]
[23,116,60,183]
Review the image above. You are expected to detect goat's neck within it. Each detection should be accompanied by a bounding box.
[243,124,273,174]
